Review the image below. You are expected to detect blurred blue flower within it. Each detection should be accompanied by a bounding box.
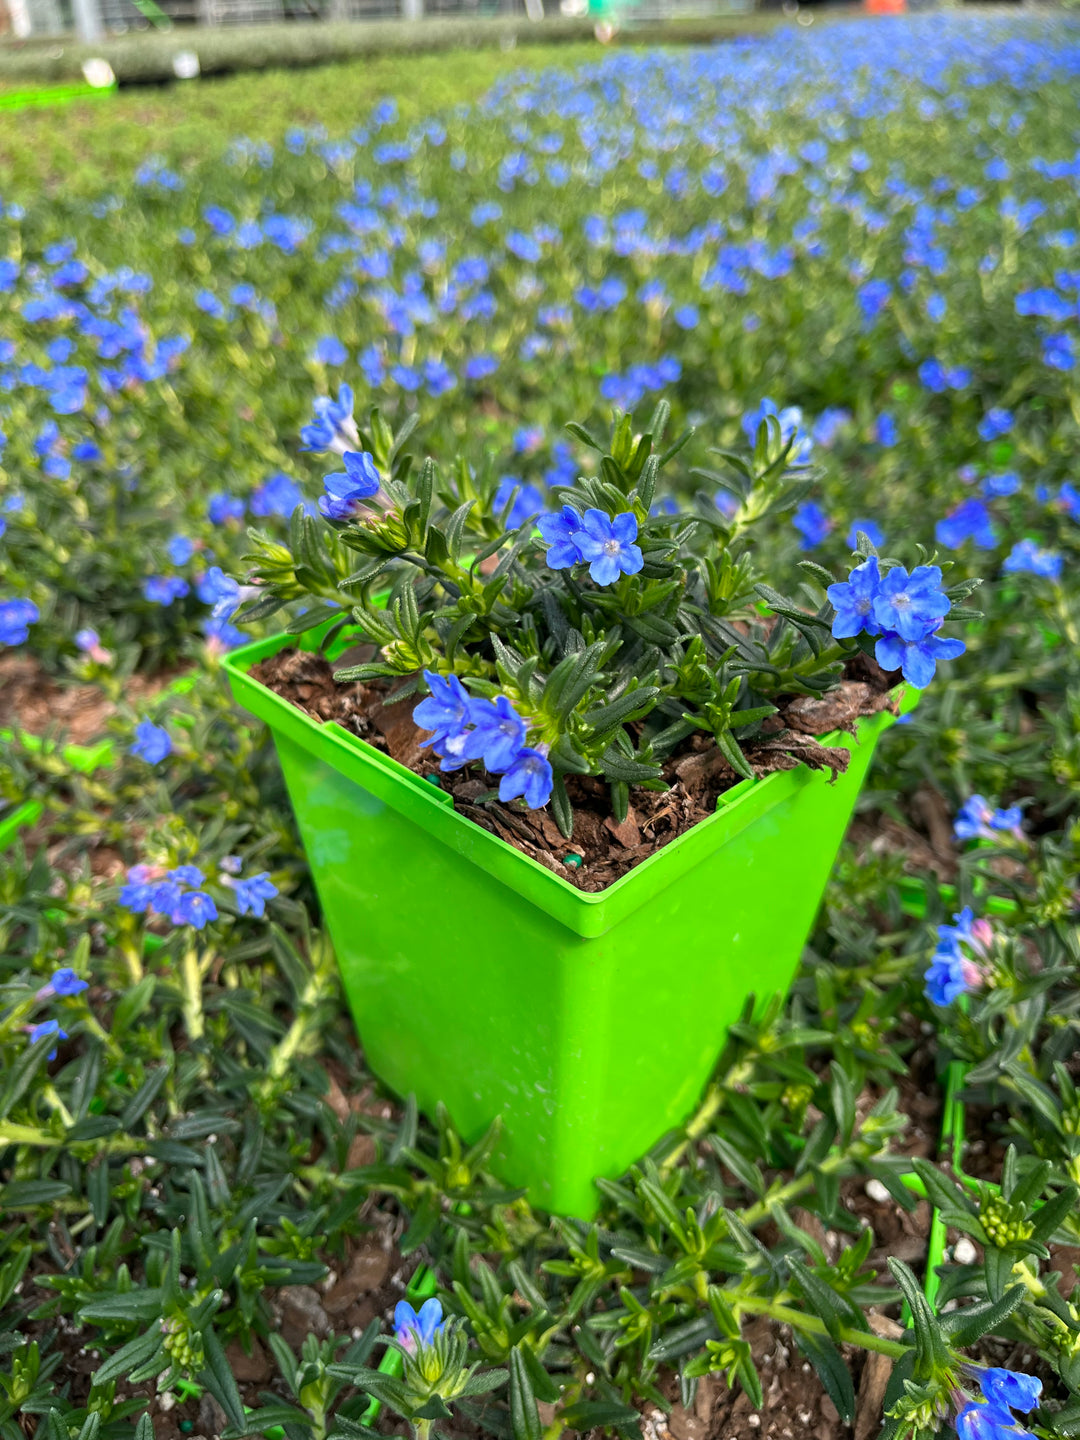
[231,872,278,918]
[131,720,172,765]
[174,891,218,929]
[978,406,1014,442]
[1003,538,1062,580]
[935,498,998,550]
[0,598,39,646]
[35,967,88,1001]
[167,534,195,566]
[792,501,832,550]
[494,477,544,529]
[27,1019,67,1059]
[208,493,245,526]
[251,473,303,518]
[846,519,885,549]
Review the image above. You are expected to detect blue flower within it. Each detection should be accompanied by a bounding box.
[846,519,885,548]
[537,505,585,569]
[169,865,205,886]
[27,1019,67,1060]
[494,477,545,529]
[857,278,891,322]
[208,493,245,526]
[167,534,195,565]
[1003,539,1062,580]
[954,795,1023,841]
[301,385,359,455]
[394,1298,444,1355]
[872,565,950,642]
[978,407,1014,442]
[174,891,218,929]
[827,557,882,639]
[935,498,998,550]
[231,872,278,918]
[792,501,832,550]
[875,413,898,447]
[742,398,813,462]
[956,1403,1034,1440]
[875,630,966,688]
[978,1368,1042,1414]
[924,947,972,1007]
[319,450,380,520]
[312,335,348,366]
[572,509,643,586]
[143,575,189,606]
[498,748,554,810]
[198,566,240,620]
[35,967,88,1001]
[462,696,528,773]
[0,598,39,646]
[414,670,472,749]
[252,473,304,518]
[983,471,1020,499]
[131,720,172,765]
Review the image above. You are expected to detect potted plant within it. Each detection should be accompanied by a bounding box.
[224,389,974,1217]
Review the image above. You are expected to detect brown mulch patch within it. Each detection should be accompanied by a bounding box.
[250,649,900,893]
[0,654,188,747]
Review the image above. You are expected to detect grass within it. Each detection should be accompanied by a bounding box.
[0,41,601,195]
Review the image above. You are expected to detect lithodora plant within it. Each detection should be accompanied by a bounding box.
[239,387,977,835]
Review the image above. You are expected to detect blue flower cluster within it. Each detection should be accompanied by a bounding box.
[924,905,993,1007]
[954,793,1023,842]
[414,671,553,810]
[826,556,965,688]
[536,506,643,586]
[119,864,219,930]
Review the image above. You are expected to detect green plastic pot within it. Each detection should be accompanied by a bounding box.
[225,627,917,1217]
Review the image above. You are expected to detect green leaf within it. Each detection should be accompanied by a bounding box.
[887,1259,948,1378]
[510,1347,541,1440]
[943,1286,1025,1347]
[198,1324,248,1431]
[92,1328,165,1385]
[559,1401,641,1432]
[792,1331,854,1423]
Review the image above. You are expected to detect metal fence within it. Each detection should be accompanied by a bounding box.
[7,0,534,34]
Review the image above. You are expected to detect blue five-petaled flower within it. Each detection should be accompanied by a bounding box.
[538,507,643,586]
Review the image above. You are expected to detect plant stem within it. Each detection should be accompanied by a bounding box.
[737,1295,907,1359]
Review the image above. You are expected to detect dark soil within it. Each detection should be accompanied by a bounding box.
[251,649,900,893]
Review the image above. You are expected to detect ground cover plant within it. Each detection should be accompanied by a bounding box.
[3,11,1080,1440]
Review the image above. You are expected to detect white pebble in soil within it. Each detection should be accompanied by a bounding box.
[865,1178,891,1203]
[953,1237,978,1265]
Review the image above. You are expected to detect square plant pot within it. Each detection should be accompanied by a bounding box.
[225,627,915,1218]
